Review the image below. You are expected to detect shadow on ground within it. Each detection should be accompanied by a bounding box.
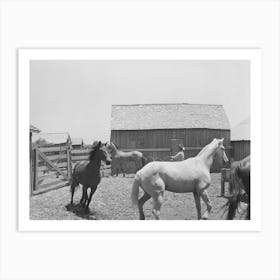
[65,203,103,220]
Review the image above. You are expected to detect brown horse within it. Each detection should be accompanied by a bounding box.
[226,155,250,220]
[70,141,112,209]
[109,142,146,177]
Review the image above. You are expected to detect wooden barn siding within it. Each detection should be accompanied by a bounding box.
[111,129,230,172]
[111,129,185,150]
[231,140,250,161]
[111,128,230,150]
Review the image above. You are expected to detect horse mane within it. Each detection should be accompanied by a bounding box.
[89,146,98,161]
[197,143,210,156]
[197,139,219,156]
[112,141,119,150]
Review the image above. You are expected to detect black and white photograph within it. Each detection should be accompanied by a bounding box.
[18,49,261,230]
[2,1,279,280]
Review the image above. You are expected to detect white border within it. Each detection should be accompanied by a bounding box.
[18,48,262,231]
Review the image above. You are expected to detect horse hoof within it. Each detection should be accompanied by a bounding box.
[202,211,210,220]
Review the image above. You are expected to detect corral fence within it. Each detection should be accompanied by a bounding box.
[30,144,72,196]
[30,144,235,196]
[112,146,232,175]
[30,146,111,196]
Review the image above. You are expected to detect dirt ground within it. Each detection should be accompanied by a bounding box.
[30,173,247,220]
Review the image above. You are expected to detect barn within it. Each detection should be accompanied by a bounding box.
[110,103,231,172]
[231,117,250,161]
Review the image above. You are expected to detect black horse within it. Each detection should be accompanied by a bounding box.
[70,141,112,209]
[226,155,250,220]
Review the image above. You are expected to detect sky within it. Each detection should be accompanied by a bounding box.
[30,60,250,144]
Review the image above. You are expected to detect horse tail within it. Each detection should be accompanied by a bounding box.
[131,171,141,207]
[226,167,243,220]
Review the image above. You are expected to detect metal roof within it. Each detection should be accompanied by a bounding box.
[111,103,230,130]
[231,117,250,141]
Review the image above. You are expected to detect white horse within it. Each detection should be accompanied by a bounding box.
[131,138,229,220]
[109,142,146,177]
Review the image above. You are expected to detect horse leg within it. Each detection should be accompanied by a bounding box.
[80,186,88,206]
[200,189,212,219]
[121,163,125,177]
[193,191,202,220]
[138,192,151,220]
[86,185,97,209]
[80,186,85,205]
[70,179,79,204]
[246,202,250,220]
[152,193,163,220]
[227,199,238,220]
[246,188,250,220]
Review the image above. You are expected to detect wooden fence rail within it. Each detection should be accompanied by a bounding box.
[30,145,72,196]
[30,146,112,196]
[30,145,233,196]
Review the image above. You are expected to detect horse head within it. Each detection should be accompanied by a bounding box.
[107,141,119,157]
[89,141,112,165]
[213,138,229,164]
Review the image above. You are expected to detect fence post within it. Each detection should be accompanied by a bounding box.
[220,170,225,196]
[221,168,231,196]
[33,148,38,192]
[30,148,34,196]
[67,148,72,180]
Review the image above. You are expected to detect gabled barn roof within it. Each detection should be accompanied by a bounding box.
[111,103,230,130]
[231,117,250,141]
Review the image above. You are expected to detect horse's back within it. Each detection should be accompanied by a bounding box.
[116,150,142,159]
[239,156,250,171]
[73,161,89,173]
[138,158,210,193]
[230,156,250,196]
[128,151,143,158]
[140,158,208,177]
